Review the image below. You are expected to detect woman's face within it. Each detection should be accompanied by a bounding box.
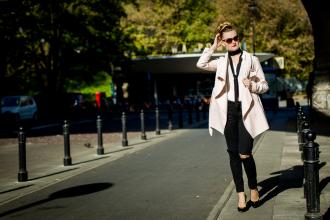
[222,30,240,52]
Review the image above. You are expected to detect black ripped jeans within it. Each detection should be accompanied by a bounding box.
[224,101,258,193]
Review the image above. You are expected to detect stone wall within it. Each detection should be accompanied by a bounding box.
[313,72,330,114]
[302,1,330,116]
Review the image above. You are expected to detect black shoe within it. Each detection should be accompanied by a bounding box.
[250,199,260,208]
[250,189,260,208]
[237,194,248,212]
[237,206,248,212]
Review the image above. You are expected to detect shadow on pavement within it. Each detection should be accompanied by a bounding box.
[319,176,330,193]
[258,165,304,206]
[0,183,113,217]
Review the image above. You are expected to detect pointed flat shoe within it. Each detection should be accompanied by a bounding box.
[250,199,260,208]
[237,206,248,212]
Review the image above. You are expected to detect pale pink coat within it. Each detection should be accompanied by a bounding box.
[196,48,269,138]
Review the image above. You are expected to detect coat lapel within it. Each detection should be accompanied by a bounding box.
[240,51,251,78]
[240,51,253,119]
[213,53,228,98]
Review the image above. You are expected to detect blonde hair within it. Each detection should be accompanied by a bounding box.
[215,22,236,39]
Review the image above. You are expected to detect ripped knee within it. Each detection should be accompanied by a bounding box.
[239,153,251,159]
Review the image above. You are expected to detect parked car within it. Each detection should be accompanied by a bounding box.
[1,95,38,122]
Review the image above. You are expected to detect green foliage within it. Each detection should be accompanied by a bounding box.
[0,0,135,96]
[215,0,314,80]
[121,0,217,56]
[65,71,113,97]
[122,0,314,80]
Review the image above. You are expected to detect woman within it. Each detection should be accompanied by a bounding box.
[196,22,269,212]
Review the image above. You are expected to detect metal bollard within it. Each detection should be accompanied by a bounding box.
[297,106,303,133]
[196,105,200,122]
[178,105,183,128]
[297,109,304,132]
[96,115,104,155]
[188,104,192,124]
[140,110,147,140]
[121,112,128,146]
[300,121,310,153]
[63,120,72,166]
[202,103,207,120]
[298,114,307,150]
[18,127,28,182]
[303,131,322,220]
[155,107,161,135]
[168,105,173,131]
[300,121,310,199]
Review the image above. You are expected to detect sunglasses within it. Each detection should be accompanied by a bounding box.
[223,35,239,44]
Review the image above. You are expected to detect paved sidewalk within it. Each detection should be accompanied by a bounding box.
[211,108,330,220]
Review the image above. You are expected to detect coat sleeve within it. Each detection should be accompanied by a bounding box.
[250,56,269,94]
[196,48,218,72]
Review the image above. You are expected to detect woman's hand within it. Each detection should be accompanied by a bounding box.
[210,33,222,51]
[243,78,252,90]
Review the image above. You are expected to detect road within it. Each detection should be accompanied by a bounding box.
[0,123,232,220]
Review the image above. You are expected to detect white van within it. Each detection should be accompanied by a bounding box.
[1,96,38,122]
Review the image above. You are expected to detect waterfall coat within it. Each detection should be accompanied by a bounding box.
[196,48,269,138]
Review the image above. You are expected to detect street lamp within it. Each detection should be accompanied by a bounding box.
[249,0,257,55]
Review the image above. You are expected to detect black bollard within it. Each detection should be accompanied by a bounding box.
[300,115,307,131]
[188,104,193,125]
[18,127,28,182]
[121,112,128,146]
[178,105,183,128]
[140,110,147,140]
[63,120,72,166]
[295,102,301,117]
[297,106,303,133]
[300,121,310,153]
[96,115,104,155]
[300,121,310,199]
[196,105,200,122]
[168,105,173,131]
[155,107,161,135]
[298,114,307,150]
[303,131,322,220]
[202,103,207,120]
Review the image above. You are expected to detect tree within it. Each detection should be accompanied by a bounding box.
[0,0,135,113]
[211,0,314,80]
[122,0,314,80]
[121,0,217,56]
